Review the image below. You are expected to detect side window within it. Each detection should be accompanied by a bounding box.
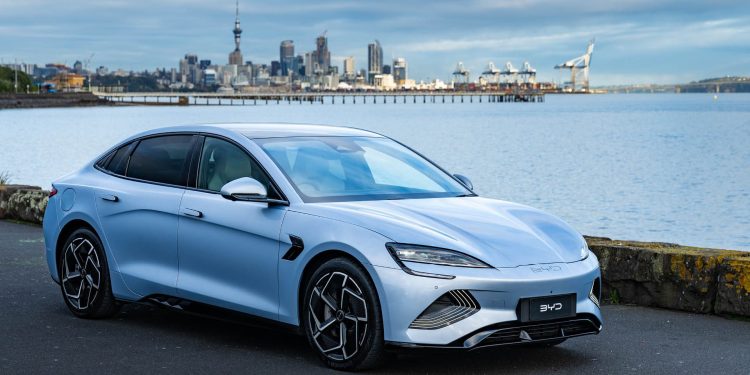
[105,142,133,175]
[197,137,273,195]
[126,135,194,186]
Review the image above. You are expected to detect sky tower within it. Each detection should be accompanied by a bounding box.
[228,0,243,65]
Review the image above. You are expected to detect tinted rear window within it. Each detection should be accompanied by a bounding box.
[105,143,133,175]
[126,135,194,186]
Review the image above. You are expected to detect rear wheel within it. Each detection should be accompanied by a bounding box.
[302,258,385,370]
[59,228,119,318]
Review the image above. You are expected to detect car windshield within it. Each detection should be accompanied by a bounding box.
[255,136,472,202]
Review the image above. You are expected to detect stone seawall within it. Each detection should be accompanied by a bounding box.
[1,184,748,317]
[0,93,113,109]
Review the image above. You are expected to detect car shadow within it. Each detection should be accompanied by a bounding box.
[85,302,594,373]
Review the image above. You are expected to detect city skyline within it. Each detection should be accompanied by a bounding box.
[1,0,749,85]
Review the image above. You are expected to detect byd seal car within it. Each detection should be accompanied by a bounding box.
[43,124,602,370]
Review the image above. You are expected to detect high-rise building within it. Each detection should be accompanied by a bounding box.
[367,40,383,84]
[280,40,295,76]
[295,55,304,76]
[270,61,281,76]
[343,56,355,80]
[199,59,212,70]
[313,34,331,74]
[228,0,244,65]
[382,65,391,75]
[393,57,407,85]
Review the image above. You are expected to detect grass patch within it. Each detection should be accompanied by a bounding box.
[0,170,11,185]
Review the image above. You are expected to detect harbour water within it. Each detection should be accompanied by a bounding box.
[1,93,748,250]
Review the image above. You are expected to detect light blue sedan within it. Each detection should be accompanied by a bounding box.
[43,123,602,370]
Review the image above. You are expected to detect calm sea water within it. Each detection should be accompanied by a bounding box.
[1,94,748,250]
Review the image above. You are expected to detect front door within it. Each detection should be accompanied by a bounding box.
[177,136,287,320]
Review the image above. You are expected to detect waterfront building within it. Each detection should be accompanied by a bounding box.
[228,0,244,66]
[203,69,217,86]
[373,74,396,90]
[367,40,383,84]
[280,40,295,76]
[393,57,407,85]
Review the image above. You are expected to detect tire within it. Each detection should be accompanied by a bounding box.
[302,258,385,371]
[59,227,119,319]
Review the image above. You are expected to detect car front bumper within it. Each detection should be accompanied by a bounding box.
[371,253,603,346]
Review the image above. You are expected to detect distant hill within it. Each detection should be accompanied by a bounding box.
[0,66,32,93]
[678,76,750,93]
[594,76,750,93]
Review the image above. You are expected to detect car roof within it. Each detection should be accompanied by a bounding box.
[167,123,383,139]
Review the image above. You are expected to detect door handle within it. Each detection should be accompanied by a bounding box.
[181,208,203,218]
[99,194,119,202]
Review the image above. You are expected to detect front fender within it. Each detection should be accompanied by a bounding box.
[277,210,400,340]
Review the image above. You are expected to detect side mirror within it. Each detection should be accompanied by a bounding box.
[220,177,268,202]
[453,174,473,190]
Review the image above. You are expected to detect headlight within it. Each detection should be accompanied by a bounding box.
[386,243,490,268]
[580,242,590,260]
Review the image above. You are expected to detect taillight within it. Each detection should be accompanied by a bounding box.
[49,187,58,198]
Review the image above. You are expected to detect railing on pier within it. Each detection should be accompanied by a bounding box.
[95,91,545,106]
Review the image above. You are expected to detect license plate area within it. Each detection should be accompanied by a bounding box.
[518,294,576,322]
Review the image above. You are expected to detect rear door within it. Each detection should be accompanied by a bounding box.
[95,134,197,297]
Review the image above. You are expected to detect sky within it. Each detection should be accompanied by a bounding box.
[1,0,749,85]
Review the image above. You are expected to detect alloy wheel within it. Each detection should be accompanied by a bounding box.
[61,237,102,310]
[308,271,369,361]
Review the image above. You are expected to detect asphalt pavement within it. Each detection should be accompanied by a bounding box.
[1,220,749,374]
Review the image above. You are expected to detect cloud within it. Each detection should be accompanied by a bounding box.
[0,0,748,84]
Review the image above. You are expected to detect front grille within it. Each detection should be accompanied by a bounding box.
[409,290,480,330]
[467,316,600,348]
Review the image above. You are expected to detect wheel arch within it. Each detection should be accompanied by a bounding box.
[296,249,387,335]
[55,219,99,266]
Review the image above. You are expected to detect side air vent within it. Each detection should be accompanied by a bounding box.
[409,290,480,330]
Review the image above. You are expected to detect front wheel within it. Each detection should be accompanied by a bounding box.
[59,228,119,318]
[302,258,385,370]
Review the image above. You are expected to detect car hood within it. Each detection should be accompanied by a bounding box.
[296,196,586,268]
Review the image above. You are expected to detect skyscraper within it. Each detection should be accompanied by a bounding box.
[280,40,295,76]
[343,56,355,80]
[367,40,383,84]
[393,57,407,85]
[228,0,243,66]
[313,34,330,74]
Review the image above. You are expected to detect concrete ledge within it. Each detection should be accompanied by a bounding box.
[0,184,747,317]
[586,236,750,317]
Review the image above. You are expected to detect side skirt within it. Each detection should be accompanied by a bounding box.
[138,294,302,335]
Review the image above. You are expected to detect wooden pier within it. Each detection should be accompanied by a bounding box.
[96,91,545,106]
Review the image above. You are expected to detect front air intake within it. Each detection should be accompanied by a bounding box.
[409,290,480,330]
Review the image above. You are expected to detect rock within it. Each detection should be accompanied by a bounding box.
[5,189,49,224]
[715,253,750,316]
[0,185,42,220]
[587,236,750,316]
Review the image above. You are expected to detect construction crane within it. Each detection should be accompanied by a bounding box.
[481,62,501,83]
[452,62,470,84]
[500,61,519,83]
[555,39,595,92]
[520,61,536,83]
